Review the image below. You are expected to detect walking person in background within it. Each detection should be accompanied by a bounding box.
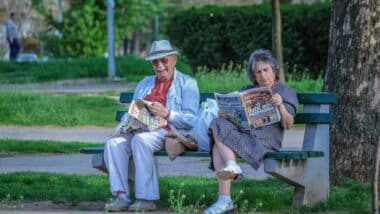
[5,12,21,61]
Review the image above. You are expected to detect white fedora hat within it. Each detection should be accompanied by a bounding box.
[145,40,178,61]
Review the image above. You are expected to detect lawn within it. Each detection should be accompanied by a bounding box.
[0,91,122,127]
[0,139,102,154]
[0,172,371,213]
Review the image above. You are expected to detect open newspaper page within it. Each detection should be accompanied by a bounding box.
[119,99,167,133]
[240,87,281,128]
[214,91,250,130]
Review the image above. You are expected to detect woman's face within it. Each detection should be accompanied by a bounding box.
[252,61,276,88]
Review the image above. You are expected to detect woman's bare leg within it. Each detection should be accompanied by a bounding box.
[212,143,231,195]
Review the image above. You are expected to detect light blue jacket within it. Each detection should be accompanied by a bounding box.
[6,18,19,40]
[133,69,200,134]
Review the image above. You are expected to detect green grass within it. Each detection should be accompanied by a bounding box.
[0,91,122,127]
[195,66,323,93]
[0,55,192,84]
[0,139,101,154]
[0,172,371,213]
[287,74,324,93]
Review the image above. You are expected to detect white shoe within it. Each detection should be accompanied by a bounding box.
[204,201,234,214]
[217,164,243,180]
[128,199,157,211]
[106,197,131,212]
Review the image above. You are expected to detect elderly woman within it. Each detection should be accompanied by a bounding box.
[204,49,299,214]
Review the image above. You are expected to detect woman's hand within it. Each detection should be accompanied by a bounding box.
[270,93,294,129]
[146,101,169,118]
[218,111,228,119]
[270,93,284,108]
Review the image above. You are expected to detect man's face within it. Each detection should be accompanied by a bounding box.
[151,55,177,81]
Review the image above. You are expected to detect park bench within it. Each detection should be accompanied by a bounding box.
[80,91,337,206]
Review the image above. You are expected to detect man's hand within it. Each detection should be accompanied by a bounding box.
[146,101,169,118]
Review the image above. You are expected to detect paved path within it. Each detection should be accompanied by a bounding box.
[0,126,112,143]
[0,78,137,93]
[0,154,270,179]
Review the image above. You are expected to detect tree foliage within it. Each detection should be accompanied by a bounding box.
[166,3,330,76]
[32,0,169,57]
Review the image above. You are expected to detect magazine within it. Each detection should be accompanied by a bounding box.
[118,99,168,133]
[214,87,281,130]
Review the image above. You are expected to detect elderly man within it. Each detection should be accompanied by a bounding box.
[104,40,200,211]
[5,12,20,61]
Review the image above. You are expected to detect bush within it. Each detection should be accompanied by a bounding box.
[167,2,330,78]
[0,55,192,84]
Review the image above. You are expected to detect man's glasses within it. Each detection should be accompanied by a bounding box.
[152,57,169,66]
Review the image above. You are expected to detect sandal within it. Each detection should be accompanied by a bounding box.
[217,165,243,181]
[204,201,234,214]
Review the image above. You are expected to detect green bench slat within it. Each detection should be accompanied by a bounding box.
[200,93,215,103]
[80,146,209,157]
[80,146,324,160]
[116,110,126,121]
[119,92,337,105]
[294,113,333,124]
[297,93,337,104]
[264,151,324,160]
[119,93,134,103]
[116,110,333,124]
[80,146,104,154]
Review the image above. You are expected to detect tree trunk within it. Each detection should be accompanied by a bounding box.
[323,0,379,184]
[132,31,141,55]
[271,0,285,83]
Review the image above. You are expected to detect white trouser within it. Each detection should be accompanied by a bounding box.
[104,129,167,200]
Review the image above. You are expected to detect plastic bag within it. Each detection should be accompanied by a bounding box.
[189,98,219,152]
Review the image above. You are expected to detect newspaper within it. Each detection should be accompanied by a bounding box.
[214,87,281,130]
[118,99,168,134]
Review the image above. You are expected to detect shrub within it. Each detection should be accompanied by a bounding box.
[0,55,192,84]
[167,2,330,78]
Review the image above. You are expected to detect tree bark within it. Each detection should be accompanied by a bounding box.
[323,0,379,184]
[271,0,285,83]
[132,31,141,55]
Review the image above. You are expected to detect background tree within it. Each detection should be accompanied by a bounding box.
[271,0,285,83]
[323,0,379,185]
[117,0,170,55]
[32,0,169,57]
